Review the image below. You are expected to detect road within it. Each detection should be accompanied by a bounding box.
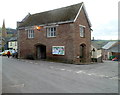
[2,56,118,93]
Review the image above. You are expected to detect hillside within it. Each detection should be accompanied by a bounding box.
[0,27,17,37]
[92,40,118,48]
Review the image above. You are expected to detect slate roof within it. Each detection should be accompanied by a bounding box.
[108,44,120,53]
[91,41,102,49]
[102,41,117,49]
[8,37,17,41]
[19,2,91,28]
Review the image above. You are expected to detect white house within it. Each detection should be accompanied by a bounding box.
[91,41,102,62]
[8,37,17,51]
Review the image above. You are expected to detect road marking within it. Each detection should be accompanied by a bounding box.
[66,70,72,72]
[60,69,65,71]
[50,66,54,69]
[76,71,85,74]
[10,84,24,88]
[88,74,92,76]
[30,62,33,64]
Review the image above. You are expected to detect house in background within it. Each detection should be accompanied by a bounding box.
[91,41,102,62]
[102,41,118,60]
[108,43,120,60]
[8,37,17,51]
[17,2,92,64]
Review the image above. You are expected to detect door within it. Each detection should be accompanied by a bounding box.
[36,45,46,59]
[80,44,86,62]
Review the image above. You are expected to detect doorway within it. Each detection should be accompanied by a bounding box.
[36,45,46,59]
[80,44,86,62]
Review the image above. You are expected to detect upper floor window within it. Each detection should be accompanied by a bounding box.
[27,29,34,38]
[80,25,85,37]
[47,27,56,37]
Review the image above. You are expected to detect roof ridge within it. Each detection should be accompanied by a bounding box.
[31,2,83,16]
[18,2,84,28]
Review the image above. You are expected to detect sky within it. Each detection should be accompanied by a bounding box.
[0,0,118,40]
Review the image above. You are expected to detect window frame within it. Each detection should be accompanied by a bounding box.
[27,29,34,38]
[79,25,85,38]
[15,42,17,46]
[47,27,56,37]
[10,42,12,46]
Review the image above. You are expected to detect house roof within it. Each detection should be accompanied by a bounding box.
[8,37,17,41]
[19,2,91,28]
[102,41,117,49]
[108,44,120,53]
[91,41,101,49]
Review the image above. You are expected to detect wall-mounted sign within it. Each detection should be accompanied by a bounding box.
[52,46,65,55]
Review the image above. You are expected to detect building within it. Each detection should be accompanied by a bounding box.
[108,43,120,60]
[8,37,17,51]
[1,20,7,50]
[17,2,92,64]
[2,20,7,38]
[102,41,118,60]
[91,41,102,62]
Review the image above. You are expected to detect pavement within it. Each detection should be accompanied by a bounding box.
[1,56,119,93]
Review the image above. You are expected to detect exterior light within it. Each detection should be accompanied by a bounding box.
[35,26,43,31]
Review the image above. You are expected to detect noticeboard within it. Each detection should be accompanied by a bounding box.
[52,46,65,55]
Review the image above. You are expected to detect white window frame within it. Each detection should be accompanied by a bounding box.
[27,29,34,38]
[10,42,12,46]
[15,42,17,46]
[47,27,56,37]
[79,25,85,38]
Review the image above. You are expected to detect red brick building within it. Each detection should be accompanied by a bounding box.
[17,2,92,64]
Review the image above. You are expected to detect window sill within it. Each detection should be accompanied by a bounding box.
[47,36,56,38]
[26,38,34,40]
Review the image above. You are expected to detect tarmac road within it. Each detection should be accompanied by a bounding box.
[2,56,118,93]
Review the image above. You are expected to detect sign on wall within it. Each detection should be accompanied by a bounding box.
[52,46,65,55]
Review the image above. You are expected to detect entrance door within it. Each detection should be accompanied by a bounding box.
[36,45,46,59]
[80,44,86,62]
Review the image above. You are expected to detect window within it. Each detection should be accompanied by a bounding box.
[10,42,12,46]
[27,29,34,38]
[47,27,56,37]
[15,42,17,46]
[80,25,85,37]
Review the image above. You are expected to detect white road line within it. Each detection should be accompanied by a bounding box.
[10,84,24,88]
[60,69,65,71]
[66,70,72,72]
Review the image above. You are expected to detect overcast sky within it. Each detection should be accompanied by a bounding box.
[0,0,118,40]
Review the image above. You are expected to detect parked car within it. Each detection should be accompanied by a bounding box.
[1,50,14,56]
[0,52,4,56]
[112,57,118,61]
